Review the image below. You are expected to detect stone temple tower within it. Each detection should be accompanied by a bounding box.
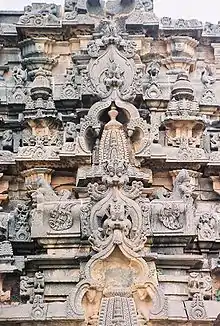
[0,0,219,325]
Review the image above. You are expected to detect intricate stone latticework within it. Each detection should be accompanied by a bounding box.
[0,0,219,325]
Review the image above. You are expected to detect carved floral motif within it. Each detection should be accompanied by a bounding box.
[160,17,202,29]
[200,65,217,105]
[143,61,161,99]
[188,272,212,300]
[49,202,75,231]
[18,3,61,26]
[204,22,220,36]
[61,67,80,99]
[82,19,138,101]
[189,293,207,320]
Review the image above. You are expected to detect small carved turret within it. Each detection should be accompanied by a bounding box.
[171,72,194,101]
[160,73,206,160]
[30,69,52,101]
[21,68,58,121]
[166,72,200,117]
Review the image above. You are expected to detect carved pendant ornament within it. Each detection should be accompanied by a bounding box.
[67,103,158,324]
[80,105,151,250]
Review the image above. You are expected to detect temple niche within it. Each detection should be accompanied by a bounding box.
[0,0,220,325]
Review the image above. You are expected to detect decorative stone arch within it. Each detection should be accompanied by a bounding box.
[78,100,150,156]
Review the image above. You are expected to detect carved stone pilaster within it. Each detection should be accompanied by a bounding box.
[19,38,58,78]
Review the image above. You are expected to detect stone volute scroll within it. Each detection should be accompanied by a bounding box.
[68,103,158,325]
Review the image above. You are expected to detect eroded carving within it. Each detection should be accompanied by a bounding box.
[18,3,61,26]
[151,169,195,233]
[9,203,31,241]
[200,65,217,105]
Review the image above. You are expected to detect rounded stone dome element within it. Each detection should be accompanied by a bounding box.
[30,68,52,100]
[86,0,135,17]
[171,72,194,101]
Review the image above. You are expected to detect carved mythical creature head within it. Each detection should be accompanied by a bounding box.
[173,169,193,199]
[147,61,160,81]
[102,159,129,186]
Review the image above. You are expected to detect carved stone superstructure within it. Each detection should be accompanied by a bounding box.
[0,0,219,325]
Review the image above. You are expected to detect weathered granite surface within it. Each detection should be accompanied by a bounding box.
[0,0,219,325]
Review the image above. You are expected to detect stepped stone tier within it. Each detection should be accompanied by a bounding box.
[0,0,220,325]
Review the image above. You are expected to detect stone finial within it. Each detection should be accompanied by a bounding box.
[171,73,194,101]
[30,69,52,100]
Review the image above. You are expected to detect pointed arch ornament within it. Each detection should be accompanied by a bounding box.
[67,103,158,325]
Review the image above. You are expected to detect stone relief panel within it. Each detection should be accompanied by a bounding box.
[151,169,195,235]
[0,0,220,324]
[29,178,82,241]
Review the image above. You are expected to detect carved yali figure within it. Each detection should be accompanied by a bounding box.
[29,178,81,237]
[200,64,217,105]
[151,169,195,233]
[12,66,27,86]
